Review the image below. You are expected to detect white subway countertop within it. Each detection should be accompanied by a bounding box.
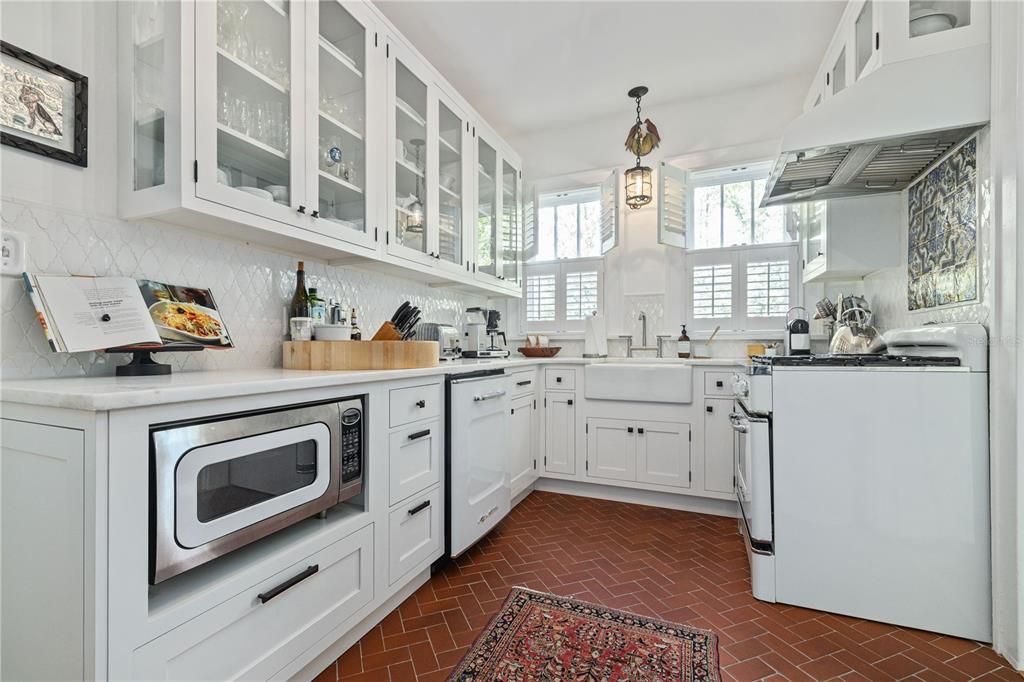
[1,356,746,411]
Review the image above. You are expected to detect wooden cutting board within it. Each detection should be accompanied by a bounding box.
[283,340,439,370]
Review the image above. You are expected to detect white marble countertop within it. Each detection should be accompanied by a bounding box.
[1,356,746,411]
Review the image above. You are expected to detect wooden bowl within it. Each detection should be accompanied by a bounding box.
[517,346,562,358]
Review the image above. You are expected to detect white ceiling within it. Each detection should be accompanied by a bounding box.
[377,1,846,140]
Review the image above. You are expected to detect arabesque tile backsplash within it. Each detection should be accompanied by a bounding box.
[1,198,485,379]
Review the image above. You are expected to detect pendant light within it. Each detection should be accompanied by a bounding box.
[407,138,426,233]
[624,86,654,210]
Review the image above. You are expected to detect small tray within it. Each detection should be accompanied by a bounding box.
[517,346,561,358]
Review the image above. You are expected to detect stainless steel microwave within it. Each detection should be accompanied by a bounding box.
[149,398,363,584]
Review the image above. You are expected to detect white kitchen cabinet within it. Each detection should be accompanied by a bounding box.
[636,421,691,489]
[795,194,901,282]
[118,0,524,297]
[703,399,736,495]
[585,417,691,489]
[543,393,576,475]
[132,523,374,680]
[806,0,990,111]
[509,394,538,498]
[586,418,636,481]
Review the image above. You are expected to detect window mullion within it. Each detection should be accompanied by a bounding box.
[719,184,724,248]
[749,180,755,244]
[575,203,581,258]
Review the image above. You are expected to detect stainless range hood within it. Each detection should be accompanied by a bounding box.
[762,44,989,207]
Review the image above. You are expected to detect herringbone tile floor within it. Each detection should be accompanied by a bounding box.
[315,491,1019,682]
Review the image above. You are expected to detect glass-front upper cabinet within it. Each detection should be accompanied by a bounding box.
[128,0,169,194]
[387,39,431,262]
[475,135,498,278]
[194,0,305,227]
[500,158,521,285]
[878,0,989,64]
[789,200,827,280]
[308,0,377,249]
[433,91,469,273]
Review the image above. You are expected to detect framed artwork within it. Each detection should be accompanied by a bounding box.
[0,41,88,167]
[907,137,977,311]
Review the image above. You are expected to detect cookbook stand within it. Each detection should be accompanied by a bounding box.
[105,342,204,376]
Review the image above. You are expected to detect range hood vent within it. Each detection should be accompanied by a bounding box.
[762,45,989,207]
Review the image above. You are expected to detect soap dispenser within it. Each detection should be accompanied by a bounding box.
[677,325,691,358]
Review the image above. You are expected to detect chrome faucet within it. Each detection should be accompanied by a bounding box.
[639,312,648,347]
[622,312,659,357]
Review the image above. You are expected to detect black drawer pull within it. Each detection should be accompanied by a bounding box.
[716,380,724,388]
[516,380,532,386]
[408,500,431,516]
[415,399,426,408]
[258,564,319,604]
[556,376,562,383]
[408,429,431,441]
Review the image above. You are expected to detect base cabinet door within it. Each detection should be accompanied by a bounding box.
[544,393,576,475]
[389,486,442,585]
[132,524,374,680]
[704,399,735,494]
[509,395,537,498]
[586,418,636,481]
[636,421,691,488]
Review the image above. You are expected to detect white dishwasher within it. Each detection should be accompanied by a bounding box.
[444,369,510,558]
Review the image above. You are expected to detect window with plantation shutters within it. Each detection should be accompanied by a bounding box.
[685,244,798,332]
[565,270,599,320]
[746,260,790,317]
[520,258,604,333]
[526,274,556,322]
[692,265,733,319]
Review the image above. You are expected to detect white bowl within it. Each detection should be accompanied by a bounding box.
[216,168,230,185]
[314,324,352,341]
[264,185,288,202]
[236,186,273,201]
[909,10,956,37]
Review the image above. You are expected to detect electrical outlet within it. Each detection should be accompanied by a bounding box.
[1,230,27,276]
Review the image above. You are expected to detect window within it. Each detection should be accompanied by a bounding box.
[522,258,603,333]
[533,188,601,261]
[686,244,798,333]
[690,165,789,250]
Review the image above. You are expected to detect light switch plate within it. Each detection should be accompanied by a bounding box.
[1,230,27,276]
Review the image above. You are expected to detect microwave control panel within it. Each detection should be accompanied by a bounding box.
[341,407,362,482]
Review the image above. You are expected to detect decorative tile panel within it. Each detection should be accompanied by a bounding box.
[906,138,978,311]
[1,198,485,379]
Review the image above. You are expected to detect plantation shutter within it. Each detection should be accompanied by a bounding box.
[658,162,689,249]
[565,270,600,320]
[692,264,733,320]
[522,186,538,262]
[600,169,619,254]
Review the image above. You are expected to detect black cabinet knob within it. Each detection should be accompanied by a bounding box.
[638,427,645,434]
[707,405,714,413]
[627,427,634,433]
[310,210,319,218]
[415,399,426,408]
[556,377,562,383]
[716,380,724,388]
[297,205,307,214]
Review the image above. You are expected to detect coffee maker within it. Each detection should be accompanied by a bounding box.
[463,307,510,358]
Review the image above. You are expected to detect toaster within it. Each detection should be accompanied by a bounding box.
[413,323,462,360]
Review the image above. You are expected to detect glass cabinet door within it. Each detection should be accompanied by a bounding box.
[196,0,303,224]
[436,97,466,270]
[312,0,374,248]
[476,137,498,277]
[129,0,169,192]
[389,43,430,258]
[853,0,878,80]
[500,159,520,284]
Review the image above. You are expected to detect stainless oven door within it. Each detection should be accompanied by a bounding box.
[151,402,342,583]
[731,401,772,549]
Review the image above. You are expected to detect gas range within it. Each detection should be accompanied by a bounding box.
[750,353,961,368]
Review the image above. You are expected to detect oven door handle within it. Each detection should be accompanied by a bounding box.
[257,564,319,604]
[729,415,749,434]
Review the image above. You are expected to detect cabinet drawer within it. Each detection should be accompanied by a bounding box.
[132,524,374,681]
[545,368,576,390]
[389,420,441,505]
[704,372,735,397]
[390,382,442,428]
[509,370,537,398]
[389,486,442,585]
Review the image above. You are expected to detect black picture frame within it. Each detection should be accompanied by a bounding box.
[0,41,88,167]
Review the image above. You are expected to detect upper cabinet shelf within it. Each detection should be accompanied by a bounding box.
[117,0,523,298]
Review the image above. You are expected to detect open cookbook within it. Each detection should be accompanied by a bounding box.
[23,274,234,353]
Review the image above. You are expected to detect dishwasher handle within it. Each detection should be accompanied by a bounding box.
[473,390,507,402]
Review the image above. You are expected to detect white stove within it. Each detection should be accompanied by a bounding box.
[731,323,991,641]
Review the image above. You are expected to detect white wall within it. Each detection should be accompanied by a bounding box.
[0,1,484,379]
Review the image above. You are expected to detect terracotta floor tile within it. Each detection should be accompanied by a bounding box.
[312,492,1015,681]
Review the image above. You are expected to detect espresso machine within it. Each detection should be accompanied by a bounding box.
[463,307,509,358]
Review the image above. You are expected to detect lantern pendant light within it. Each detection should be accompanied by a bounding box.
[407,138,426,233]
[624,86,653,210]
